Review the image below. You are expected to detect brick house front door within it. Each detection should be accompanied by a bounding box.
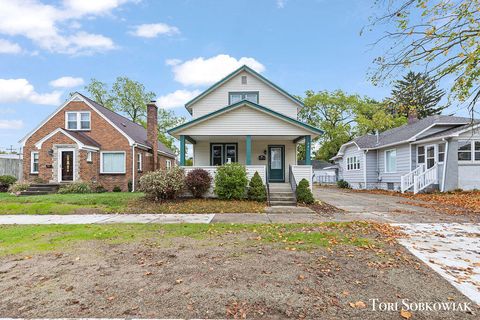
[58,149,75,182]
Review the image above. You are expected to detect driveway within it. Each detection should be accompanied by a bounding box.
[313,186,479,223]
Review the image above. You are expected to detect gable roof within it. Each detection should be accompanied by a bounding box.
[20,92,175,157]
[168,99,323,136]
[184,65,304,114]
[298,159,334,170]
[34,128,101,150]
[332,115,471,159]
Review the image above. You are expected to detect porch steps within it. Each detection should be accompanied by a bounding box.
[19,183,60,196]
[269,183,296,206]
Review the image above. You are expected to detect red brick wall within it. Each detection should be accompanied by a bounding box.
[23,100,176,191]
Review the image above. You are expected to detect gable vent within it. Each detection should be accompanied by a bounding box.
[241,75,247,85]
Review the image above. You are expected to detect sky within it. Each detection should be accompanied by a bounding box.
[0,0,468,152]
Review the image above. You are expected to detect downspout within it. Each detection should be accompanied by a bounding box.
[131,144,136,192]
[441,138,449,192]
[364,150,368,189]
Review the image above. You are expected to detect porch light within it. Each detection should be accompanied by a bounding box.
[47,149,54,156]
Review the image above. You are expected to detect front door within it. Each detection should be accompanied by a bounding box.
[61,151,74,181]
[268,145,284,182]
[426,145,436,169]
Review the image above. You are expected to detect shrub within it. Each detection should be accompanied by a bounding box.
[112,186,122,192]
[185,168,212,198]
[0,175,17,192]
[94,185,107,193]
[139,167,185,201]
[8,182,30,193]
[214,163,248,200]
[58,181,92,194]
[296,178,314,204]
[337,179,350,189]
[128,180,133,192]
[247,171,267,202]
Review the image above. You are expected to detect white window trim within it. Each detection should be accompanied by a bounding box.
[166,159,172,170]
[100,151,126,174]
[57,148,77,182]
[457,140,480,164]
[87,151,93,163]
[137,153,142,172]
[384,148,397,173]
[346,155,361,171]
[438,143,446,164]
[65,111,91,131]
[30,151,39,174]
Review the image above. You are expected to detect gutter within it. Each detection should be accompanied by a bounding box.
[131,144,136,192]
[363,149,369,189]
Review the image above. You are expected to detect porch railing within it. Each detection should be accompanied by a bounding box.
[413,164,438,194]
[290,165,313,190]
[400,164,425,193]
[289,165,297,192]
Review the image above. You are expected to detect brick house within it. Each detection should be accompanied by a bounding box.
[19,92,176,191]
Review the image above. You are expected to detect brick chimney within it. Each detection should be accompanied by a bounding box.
[147,101,158,170]
[408,108,418,125]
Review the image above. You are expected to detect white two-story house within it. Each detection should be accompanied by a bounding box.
[168,65,323,194]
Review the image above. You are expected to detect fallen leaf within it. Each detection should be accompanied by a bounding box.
[400,309,412,319]
[349,301,366,309]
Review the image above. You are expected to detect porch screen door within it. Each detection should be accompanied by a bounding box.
[426,145,435,169]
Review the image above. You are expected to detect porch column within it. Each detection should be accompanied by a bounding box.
[305,135,311,165]
[246,135,252,165]
[179,135,186,166]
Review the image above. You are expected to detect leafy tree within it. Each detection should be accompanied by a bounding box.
[355,99,407,135]
[389,72,446,118]
[85,77,184,153]
[367,0,480,114]
[84,79,114,110]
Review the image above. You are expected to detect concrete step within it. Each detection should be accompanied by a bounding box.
[30,183,60,188]
[28,186,58,191]
[269,195,296,201]
[19,191,51,196]
[270,200,297,206]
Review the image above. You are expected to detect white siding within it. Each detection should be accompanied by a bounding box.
[178,106,311,136]
[291,165,313,190]
[378,143,411,183]
[193,138,297,182]
[365,150,378,183]
[191,71,298,119]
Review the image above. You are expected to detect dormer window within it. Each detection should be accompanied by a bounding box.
[66,111,91,130]
[229,92,258,105]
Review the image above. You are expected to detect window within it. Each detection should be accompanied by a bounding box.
[211,143,237,166]
[100,152,126,174]
[438,144,445,162]
[385,149,397,173]
[458,140,472,161]
[166,159,172,170]
[229,92,258,104]
[87,151,93,163]
[475,141,480,161]
[241,75,247,84]
[66,112,91,130]
[346,156,360,171]
[137,153,142,172]
[31,151,39,173]
[417,146,425,164]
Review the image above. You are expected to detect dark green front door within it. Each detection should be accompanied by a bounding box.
[268,145,284,182]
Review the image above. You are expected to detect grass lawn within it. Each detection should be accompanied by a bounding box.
[0,192,266,214]
[0,222,474,319]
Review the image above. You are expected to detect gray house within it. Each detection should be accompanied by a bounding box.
[331,115,480,193]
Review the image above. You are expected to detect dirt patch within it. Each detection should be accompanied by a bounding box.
[305,200,344,214]
[0,224,476,319]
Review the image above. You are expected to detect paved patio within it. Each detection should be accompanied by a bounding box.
[394,223,480,305]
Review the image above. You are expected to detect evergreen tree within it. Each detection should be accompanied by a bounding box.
[390,72,446,119]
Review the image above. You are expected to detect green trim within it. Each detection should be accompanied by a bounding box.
[185,135,196,144]
[268,145,285,182]
[180,135,185,166]
[168,100,323,135]
[210,143,238,166]
[184,65,304,114]
[228,91,259,105]
[305,135,312,165]
[246,135,252,165]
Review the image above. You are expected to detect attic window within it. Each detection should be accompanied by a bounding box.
[241,76,247,84]
[229,92,258,104]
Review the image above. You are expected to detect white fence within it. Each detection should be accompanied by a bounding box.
[0,158,23,179]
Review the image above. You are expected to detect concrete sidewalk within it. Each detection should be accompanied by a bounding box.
[0,214,215,225]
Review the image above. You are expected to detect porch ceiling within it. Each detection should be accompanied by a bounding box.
[185,135,306,142]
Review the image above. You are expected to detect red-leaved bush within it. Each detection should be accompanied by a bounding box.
[185,168,212,198]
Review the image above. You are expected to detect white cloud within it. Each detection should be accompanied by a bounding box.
[130,23,180,38]
[0,79,61,105]
[0,39,22,54]
[49,76,84,88]
[157,89,202,109]
[276,0,287,8]
[167,54,266,86]
[0,120,24,130]
[0,0,128,55]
